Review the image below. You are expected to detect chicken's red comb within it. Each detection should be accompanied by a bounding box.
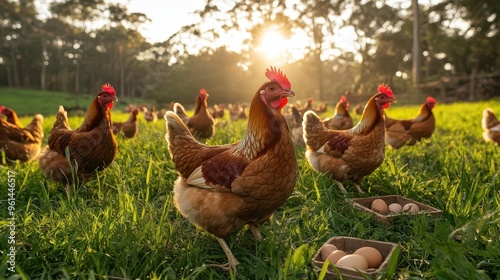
[265,67,291,91]
[426,96,436,104]
[200,88,208,95]
[340,96,347,103]
[0,106,4,112]
[101,83,116,96]
[378,83,394,98]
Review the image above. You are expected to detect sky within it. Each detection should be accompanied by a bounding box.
[35,0,206,43]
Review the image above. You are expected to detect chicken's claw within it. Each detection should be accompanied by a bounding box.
[206,237,240,275]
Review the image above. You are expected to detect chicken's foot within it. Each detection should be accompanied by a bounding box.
[206,237,240,275]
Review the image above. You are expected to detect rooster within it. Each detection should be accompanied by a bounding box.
[113,108,140,138]
[482,108,500,145]
[164,67,298,274]
[0,106,24,128]
[322,96,354,130]
[173,88,216,139]
[302,84,396,193]
[0,112,44,163]
[384,96,436,149]
[38,84,119,193]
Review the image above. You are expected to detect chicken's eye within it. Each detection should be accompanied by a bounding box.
[269,86,276,91]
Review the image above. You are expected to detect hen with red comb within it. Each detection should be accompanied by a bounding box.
[384,96,437,149]
[302,84,396,193]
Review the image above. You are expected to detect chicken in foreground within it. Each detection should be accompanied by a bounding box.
[113,108,140,138]
[322,96,354,130]
[482,108,500,145]
[173,88,216,139]
[384,96,436,149]
[0,111,44,163]
[165,67,298,274]
[302,84,396,193]
[38,84,119,193]
[0,106,24,128]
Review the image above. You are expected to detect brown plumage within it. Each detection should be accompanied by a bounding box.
[0,113,44,162]
[113,108,139,138]
[322,96,354,130]
[302,84,396,193]
[384,96,436,149]
[482,108,500,145]
[165,67,297,274]
[289,106,305,146]
[144,105,158,122]
[173,88,216,140]
[0,106,24,128]
[38,84,118,189]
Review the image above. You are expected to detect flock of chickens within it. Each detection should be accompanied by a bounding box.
[1,67,500,274]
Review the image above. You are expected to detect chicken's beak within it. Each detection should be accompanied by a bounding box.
[282,90,296,98]
[113,96,118,102]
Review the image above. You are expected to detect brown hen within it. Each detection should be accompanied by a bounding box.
[38,84,118,193]
[384,96,436,149]
[0,111,44,163]
[302,84,396,193]
[165,67,297,274]
[173,88,216,139]
[113,108,140,138]
[482,108,500,145]
[322,96,354,130]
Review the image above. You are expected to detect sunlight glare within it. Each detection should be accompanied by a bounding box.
[258,27,288,62]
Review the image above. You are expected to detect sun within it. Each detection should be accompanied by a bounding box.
[257,27,288,62]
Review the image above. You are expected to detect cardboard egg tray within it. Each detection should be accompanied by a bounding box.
[349,195,442,224]
[312,236,398,280]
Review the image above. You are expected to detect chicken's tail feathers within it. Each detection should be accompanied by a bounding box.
[173,102,189,124]
[302,110,328,144]
[165,111,197,156]
[53,105,70,130]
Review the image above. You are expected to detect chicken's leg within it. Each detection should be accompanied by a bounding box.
[335,181,347,194]
[249,224,262,240]
[207,237,240,275]
[353,183,364,193]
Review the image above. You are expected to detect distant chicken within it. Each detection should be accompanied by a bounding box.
[354,104,364,115]
[322,96,354,130]
[289,106,305,146]
[0,106,24,127]
[38,84,119,192]
[384,96,436,149]
[144,105,158,122]
[165,67,298,273]
[302,84,396,193]
[173,88,216,139]
[0,110,44,162]
[113,108,140,138]
[298,97,314,115]
[209,104,226,119]
[482,108,500,145]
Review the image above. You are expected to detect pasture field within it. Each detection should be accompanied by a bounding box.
[1,95,499,279]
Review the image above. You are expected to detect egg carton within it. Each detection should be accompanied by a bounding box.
[312,236,399,280]
[349,195,442,224]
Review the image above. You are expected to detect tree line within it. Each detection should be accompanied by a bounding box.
[1,0,498,106]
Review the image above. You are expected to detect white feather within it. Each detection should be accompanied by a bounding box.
[186,166,211,189]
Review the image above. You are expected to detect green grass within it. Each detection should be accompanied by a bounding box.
[0,87,153,116]
[1,96,500,279]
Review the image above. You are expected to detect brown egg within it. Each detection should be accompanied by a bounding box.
[336,254,368,270]
[353,246,383,268]
[326,250,347,265]
[388,203,403,213]
[370,199,388,214]
[321,244,338,261]
[402,203,420,213]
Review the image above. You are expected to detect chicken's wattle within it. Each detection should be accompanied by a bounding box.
[272,97,288,109]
